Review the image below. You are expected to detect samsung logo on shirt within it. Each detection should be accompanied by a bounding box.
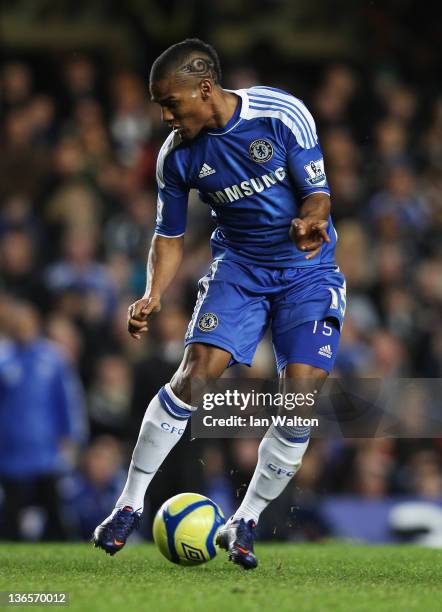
[207,167,286,204]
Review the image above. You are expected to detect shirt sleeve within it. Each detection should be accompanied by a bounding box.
[285,122,331,200]
[155,139,190,237]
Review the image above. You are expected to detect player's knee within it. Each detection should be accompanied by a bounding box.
[283,363,329,380]
[169,357,212,404]
[171,359,211,399]
[170,344,229,403]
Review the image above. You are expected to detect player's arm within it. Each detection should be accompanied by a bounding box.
[290,192,331,260]
[284,112,332,259]
[128,143,189,339]
[128,235,184,339]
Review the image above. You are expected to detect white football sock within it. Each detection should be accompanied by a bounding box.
[115,384,194,512]
[233,425,309,524]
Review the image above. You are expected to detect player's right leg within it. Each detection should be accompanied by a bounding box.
[92,343,230,555]
[94,259,270,555]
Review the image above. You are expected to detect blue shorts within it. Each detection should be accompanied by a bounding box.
[184,260,346,373]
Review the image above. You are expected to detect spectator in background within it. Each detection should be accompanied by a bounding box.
[63,56,99,110]
[368,164,429,237]
[44,228,117,324]
[110,73,152,167]
[352,439,395,498]
[87,354,133,437]
[313,64,358,130]
[45,174,102,236]
[61,435,125,541]
[375,118,408,162]
[0,299,87,540]
[321,127,364,220]
[27,95,58,147]
[383,85,418,127]
[0,195,42,241]
[422,96,442,172]
[0,107,51,202]
[0,229,47,310]
[334,318,372,376]
[368,330,409,377]
[1,62,33,110]
[406,451,442,498]
[45,312,84,367]
[104,190,155,258]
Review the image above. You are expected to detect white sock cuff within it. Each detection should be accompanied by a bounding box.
[270,424,310,447]
[165,383,197,412]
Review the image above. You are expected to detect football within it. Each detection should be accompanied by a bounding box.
[153,493,225,565]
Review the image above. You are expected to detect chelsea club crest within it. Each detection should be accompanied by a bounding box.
[198,313,219,332]
[249,139,274,163]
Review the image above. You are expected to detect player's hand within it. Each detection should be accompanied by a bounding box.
[127,296,162,340]
[289,218,331,260]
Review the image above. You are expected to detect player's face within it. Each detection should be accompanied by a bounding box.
[150,77,212,140]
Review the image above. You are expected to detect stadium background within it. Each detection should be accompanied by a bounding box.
[0,0,441,545]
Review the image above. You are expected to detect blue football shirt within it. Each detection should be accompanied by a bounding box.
[155,86,336,267]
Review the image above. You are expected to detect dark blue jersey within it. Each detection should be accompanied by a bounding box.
[155,86,336,267]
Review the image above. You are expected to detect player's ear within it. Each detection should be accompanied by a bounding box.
[199,79,213,101]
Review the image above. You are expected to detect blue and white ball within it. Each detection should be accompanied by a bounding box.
[153,493,225,565]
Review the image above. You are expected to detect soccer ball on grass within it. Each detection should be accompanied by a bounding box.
[153,492,225,565]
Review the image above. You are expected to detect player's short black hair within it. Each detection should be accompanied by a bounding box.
[150,38,222,84]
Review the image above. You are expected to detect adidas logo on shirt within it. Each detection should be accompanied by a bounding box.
[198,163,216,178]
[318,344,333,358]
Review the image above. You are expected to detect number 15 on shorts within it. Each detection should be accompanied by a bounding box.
[312,320,335,336]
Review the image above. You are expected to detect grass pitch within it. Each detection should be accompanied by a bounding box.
[0,543,441,611]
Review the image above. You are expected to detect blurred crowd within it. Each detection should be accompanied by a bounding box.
[1,49,441,542]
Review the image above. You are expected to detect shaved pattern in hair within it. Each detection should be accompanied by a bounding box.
[150,38,222,85]
[178,57,218,81]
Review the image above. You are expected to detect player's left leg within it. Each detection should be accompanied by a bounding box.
[218,363,329,570]
[218,318,340,569]
[230,363,328,518]
[232,266,345,531]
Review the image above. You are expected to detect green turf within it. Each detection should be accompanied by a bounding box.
[0,543,441,611]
